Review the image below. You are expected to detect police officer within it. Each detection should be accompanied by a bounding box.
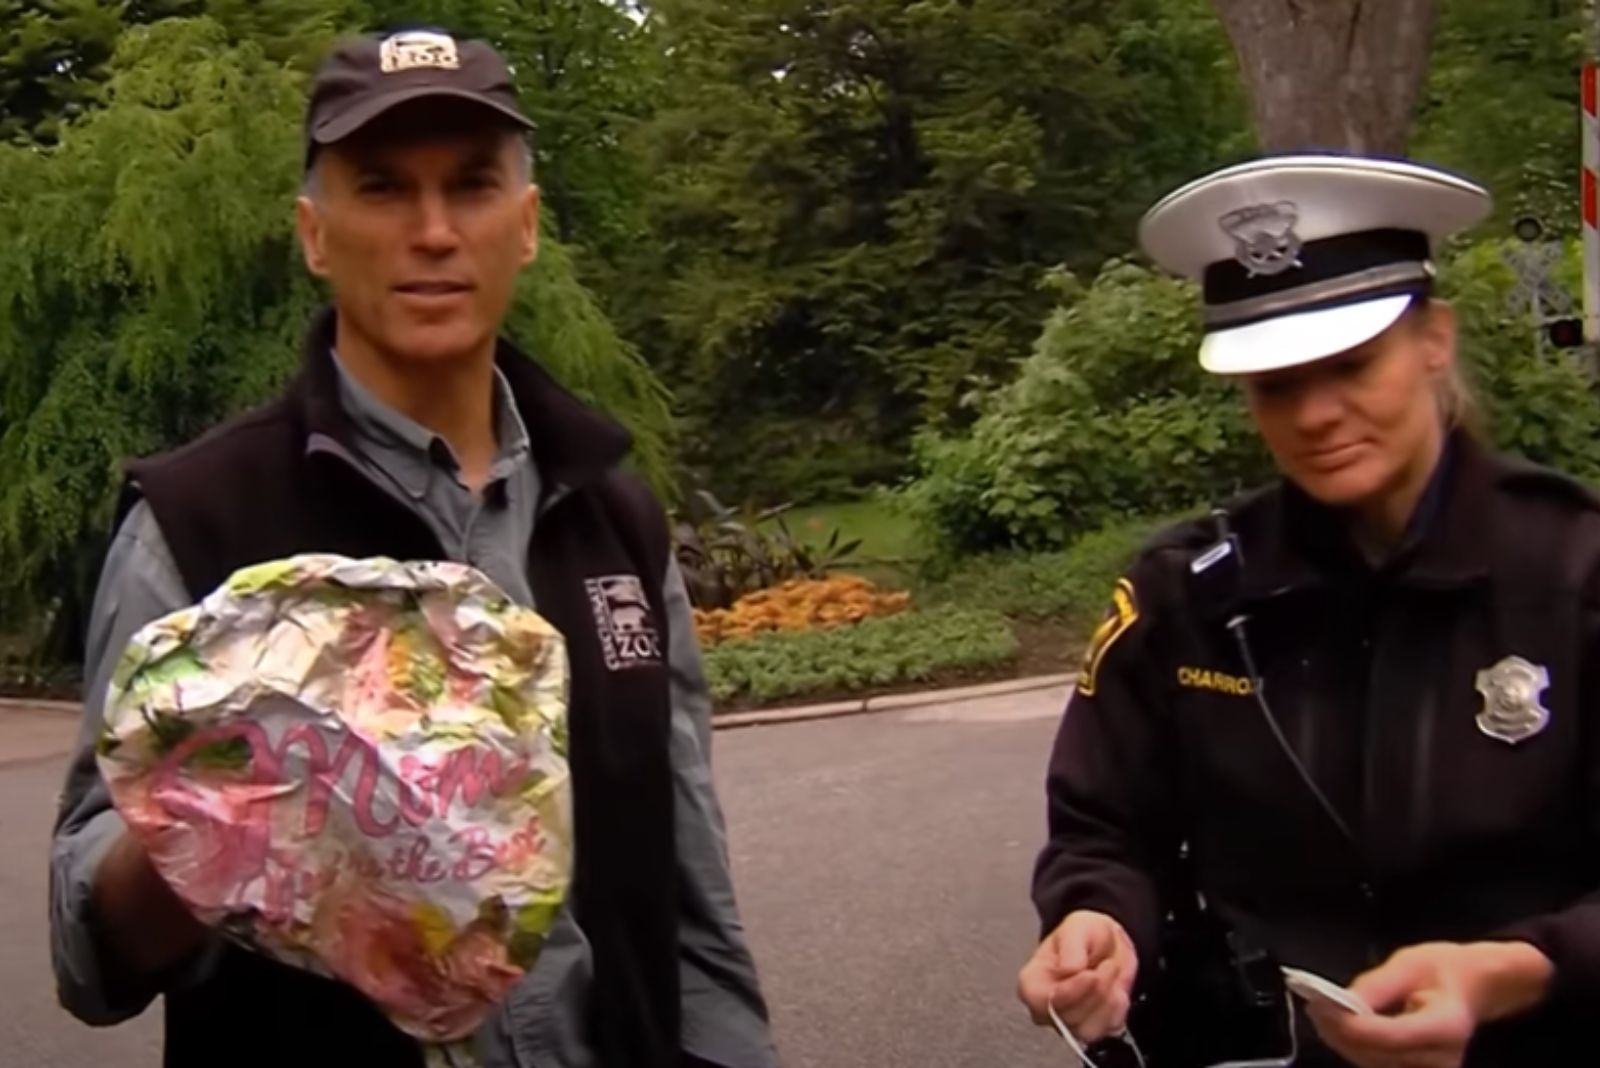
[1016,156,1600,1068]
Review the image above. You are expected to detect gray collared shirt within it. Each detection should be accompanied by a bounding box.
[49,357,776,1068]
[331,354,540,606]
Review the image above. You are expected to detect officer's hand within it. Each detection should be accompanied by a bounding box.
[1017,910,1138,1043]
[1307,942,1552,1068]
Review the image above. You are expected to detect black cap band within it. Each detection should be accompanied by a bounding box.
[1202,228,1432,330]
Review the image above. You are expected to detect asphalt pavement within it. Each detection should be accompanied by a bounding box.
[0,708,163,1068]
[0,687,1070,1068]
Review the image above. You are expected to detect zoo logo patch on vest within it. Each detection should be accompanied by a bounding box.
[585,574,663,670]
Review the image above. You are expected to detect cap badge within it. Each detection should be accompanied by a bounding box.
[1475,655,1551,745]
[1219,201,1304,277]
[380,31,461,74]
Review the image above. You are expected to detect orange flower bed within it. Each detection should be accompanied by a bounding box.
[694,575,911,646]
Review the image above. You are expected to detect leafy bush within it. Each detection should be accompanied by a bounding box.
[702,606,1016,705]
[919,513,1179,626]
[903,262,1268,555]
[1439,239,1600,482]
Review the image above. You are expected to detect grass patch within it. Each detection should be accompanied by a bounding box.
[918,513,1178,626]
[763,497,921,563]
[703,605,1016,706]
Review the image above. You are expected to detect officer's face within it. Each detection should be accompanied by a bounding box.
[1240,303,1456,511]
[295,106,539,367]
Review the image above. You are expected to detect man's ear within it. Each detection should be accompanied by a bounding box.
[296,195,330,279]
[521,184,540,266]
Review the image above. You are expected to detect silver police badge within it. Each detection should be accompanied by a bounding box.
[1219,201,1304,277]
[1474,656,1551,745]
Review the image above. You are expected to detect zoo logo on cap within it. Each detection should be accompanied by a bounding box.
[380,30,461,74]
[585,575,663,670]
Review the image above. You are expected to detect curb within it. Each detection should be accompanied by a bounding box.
[0,696,78,715]
[712,673,1073,731]
[1,673,1077,731]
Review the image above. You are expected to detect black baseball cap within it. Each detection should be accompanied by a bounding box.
[305,30,534,163]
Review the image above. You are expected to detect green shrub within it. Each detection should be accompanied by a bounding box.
[903,262,1268,555]
[703,606,1017,705]
[919,513,1180,626]
[1440,239,1600,482]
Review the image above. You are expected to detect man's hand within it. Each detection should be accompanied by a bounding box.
[1017,910,1139,1043]
[1308,942,1553,1068]
[93,833,207,978]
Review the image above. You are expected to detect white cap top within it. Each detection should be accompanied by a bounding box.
[1138,155,1492,374]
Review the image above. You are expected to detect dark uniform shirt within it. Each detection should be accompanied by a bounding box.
[1034,432,1600,1066]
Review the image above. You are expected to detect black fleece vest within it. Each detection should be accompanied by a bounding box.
[121,310,680,1068]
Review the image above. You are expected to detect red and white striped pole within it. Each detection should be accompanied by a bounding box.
[1584,62,1599,341]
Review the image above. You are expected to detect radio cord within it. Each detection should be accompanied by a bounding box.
[1225,614,1357,847]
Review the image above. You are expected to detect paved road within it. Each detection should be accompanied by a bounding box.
[0,689,1070,1068]
[0,708,163,1068]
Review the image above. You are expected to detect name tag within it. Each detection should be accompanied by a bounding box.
[1177,665,1254,697]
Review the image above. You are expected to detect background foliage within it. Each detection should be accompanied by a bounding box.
[1412,0,1588,237]
[618,0,1250,503]
[904,263,1266,553]
[1442,238,1600,479]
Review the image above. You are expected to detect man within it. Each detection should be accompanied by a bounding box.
[50,29,777,1068]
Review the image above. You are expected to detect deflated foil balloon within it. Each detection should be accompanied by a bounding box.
[97,554,572,1047]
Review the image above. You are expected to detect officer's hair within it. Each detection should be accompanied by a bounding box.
[301,132,535,200]
[1438,362,1482,435]
[1403,294,1483,436]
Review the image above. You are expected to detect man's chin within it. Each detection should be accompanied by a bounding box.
[378,324,491,365]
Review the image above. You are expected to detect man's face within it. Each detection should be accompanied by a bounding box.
[295,107,539,366]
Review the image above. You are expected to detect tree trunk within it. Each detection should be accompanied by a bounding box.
[1211,0,1438,154]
